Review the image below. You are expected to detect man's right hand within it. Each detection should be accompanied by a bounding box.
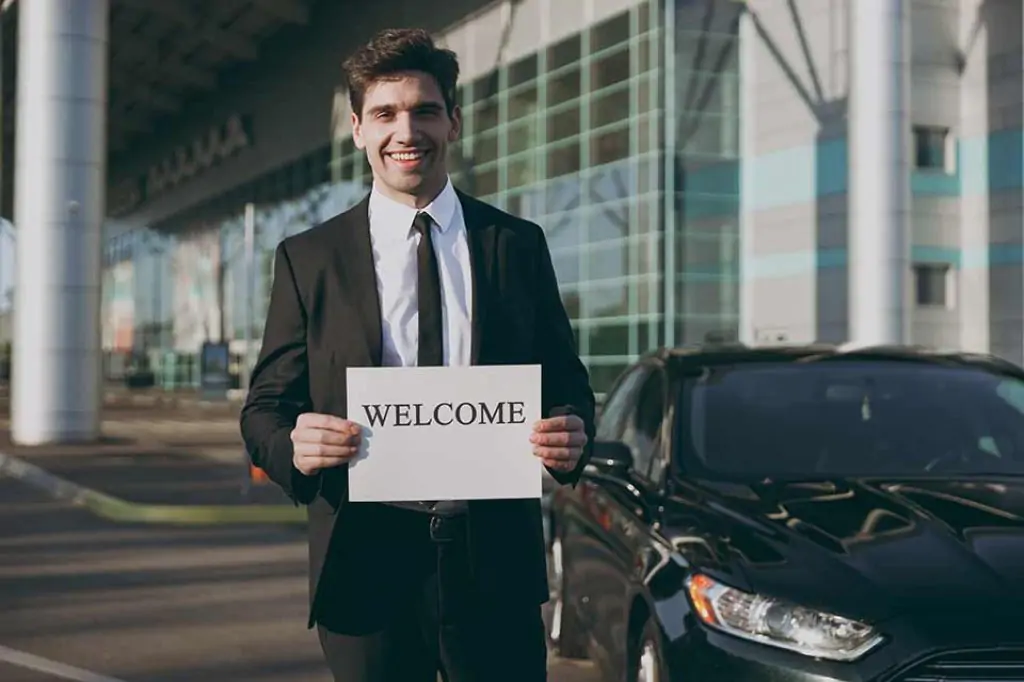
[290,412,362,476]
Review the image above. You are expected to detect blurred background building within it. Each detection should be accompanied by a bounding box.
[0,0,1020,401]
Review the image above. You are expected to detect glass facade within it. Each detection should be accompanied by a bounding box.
[671,0,742,348]
[100,0,743,395]
[101,146,340,388]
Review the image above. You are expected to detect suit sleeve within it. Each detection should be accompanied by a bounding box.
[532,225,597,487]
[239,241,320,505]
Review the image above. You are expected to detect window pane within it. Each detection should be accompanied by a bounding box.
[639,1,652,33]
[592,11,631,53]
[474,99,500,135]
[469,133,498,166]
[548,141,581,178]
[507,155,536,191]
[637,33,655,73]
[629,369,666,478]
[548,107,581,144]
[637,319,660,352]
[590,362,630,396]
[470,72,499,104]
[588,321,631,356]
[509,85,539,120]
[562,291,582,319]
[914,264,948,306]
[552,251,580,287]
[508,55,537,88]
[507,120,538,156]
[588,242,629,282]
[591,125,631,165]
[591,47,632,91]
[545,212,582,258]
[582,280,628,318]
[548,68,581,107]
[339,157,355,182]
[914,126,948,170]
[475,166,499,196]
[591,86,631,129]
[549,34,582,71]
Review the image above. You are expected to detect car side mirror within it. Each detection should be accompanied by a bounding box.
[587,440,632,475]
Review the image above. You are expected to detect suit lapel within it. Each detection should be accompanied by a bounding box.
[331,189,495,368]
[457,190,496,366]
[330,194,382,366]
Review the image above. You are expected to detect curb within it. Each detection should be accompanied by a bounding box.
[0,451,307,525]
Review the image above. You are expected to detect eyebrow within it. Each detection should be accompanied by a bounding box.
[366,101,445,116]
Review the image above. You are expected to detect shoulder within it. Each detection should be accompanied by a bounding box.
[457,190,546,247]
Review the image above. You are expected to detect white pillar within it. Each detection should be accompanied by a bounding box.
[737,8,756,345]
[848,0,910,346]
[12,0,109,444]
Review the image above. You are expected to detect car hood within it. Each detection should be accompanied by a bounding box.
[660,476,1024,624]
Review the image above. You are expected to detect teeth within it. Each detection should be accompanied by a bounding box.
[390,152,423,161]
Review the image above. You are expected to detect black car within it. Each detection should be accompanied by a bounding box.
[548,344,1024,682]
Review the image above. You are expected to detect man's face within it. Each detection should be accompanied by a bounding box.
[351,70,461,206]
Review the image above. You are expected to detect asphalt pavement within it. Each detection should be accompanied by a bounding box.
[0,395,600,681]
[0,478,323,681]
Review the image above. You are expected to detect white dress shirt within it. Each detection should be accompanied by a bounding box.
[367,178,474,368]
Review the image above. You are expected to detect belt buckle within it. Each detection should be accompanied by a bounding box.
[429,515,456,543]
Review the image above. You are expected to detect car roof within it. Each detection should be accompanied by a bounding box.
[640,342,1024,380]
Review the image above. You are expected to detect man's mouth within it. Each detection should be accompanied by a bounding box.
[386,150,428,167]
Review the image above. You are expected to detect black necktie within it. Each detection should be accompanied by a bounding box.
[413,212,444,367]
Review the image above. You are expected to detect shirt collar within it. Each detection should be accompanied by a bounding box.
[368,176,458,237]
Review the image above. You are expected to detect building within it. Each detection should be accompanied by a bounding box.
[100,0,745,398]
[740,0,1020,361]
[6,0,1023,442]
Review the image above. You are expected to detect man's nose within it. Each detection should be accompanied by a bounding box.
[392,112,418,144]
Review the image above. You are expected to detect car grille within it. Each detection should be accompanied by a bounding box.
[897,649,1024,682]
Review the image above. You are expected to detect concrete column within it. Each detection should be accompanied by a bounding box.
[848,0,910,346]
[737,7,756,345]
[12,0,108,444]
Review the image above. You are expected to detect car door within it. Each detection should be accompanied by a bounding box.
[581,362,669,676]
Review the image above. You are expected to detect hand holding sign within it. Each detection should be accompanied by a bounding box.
[531,413,588,472]
[291,412,362,476]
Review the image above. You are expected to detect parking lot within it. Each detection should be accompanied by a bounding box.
[0,395,599,681]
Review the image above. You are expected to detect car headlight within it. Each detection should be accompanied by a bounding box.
[685,573,884,662]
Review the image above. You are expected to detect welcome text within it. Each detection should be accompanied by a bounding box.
[362,401,527,428]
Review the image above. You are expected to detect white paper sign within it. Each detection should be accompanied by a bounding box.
[346,364,542,502]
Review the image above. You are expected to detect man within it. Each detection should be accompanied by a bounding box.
[240,27,595,682]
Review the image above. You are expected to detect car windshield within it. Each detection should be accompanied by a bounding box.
[677,359,1024,479]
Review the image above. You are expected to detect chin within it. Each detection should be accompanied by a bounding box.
[393,175,441,196]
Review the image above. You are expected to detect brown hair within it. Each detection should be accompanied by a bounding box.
[342,28,460,119]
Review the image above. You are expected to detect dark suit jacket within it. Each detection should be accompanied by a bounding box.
[239,189,595,633]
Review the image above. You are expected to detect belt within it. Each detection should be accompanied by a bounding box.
[381,499,468,516]
[428,513,467,543]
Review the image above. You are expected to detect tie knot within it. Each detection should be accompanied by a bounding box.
[413,211,432,237]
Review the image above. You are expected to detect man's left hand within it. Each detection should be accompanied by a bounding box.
[531,414,588,472]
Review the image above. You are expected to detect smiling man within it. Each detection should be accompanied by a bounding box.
[239,27,596,682]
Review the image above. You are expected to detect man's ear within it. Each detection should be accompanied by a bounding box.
[447,105,462,142]
[351,111,366,150]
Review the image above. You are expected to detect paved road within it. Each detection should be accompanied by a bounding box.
[0,444,600,680]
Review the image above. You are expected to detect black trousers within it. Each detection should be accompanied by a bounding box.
[316,508,548,682]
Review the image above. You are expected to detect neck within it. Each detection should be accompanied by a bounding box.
[375,175,448,209]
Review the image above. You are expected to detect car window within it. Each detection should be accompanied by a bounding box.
[997,379,1024,413]
[596,366,649,442]
[677,360,1024,479]
[621,369,666,481]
